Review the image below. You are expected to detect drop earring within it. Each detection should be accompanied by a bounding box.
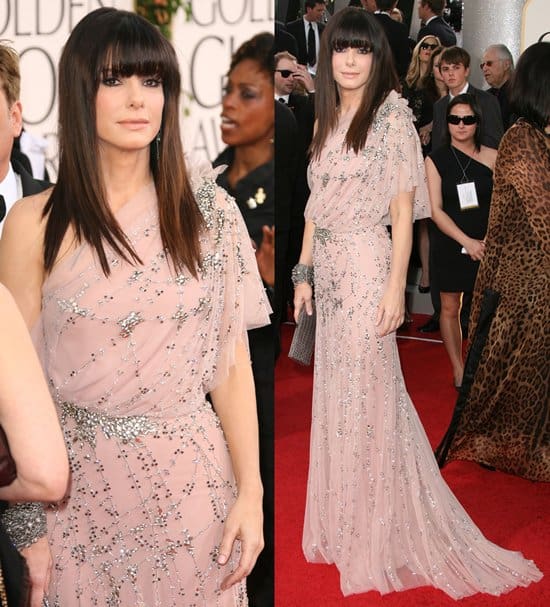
[155,131,161,160]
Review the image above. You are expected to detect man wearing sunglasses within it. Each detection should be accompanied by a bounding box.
[274,51,315,323]
[481,44,515,128]
[417,0,457,47]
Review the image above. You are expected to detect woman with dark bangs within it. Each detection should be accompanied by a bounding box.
[0,8,269,606]
[292,7,541,600]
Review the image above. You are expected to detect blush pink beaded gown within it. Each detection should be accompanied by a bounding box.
[302,91,542,598]
[32,173,270,606]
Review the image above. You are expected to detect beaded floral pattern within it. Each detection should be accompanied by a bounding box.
[302,91,541,598]
[32,177,270,606]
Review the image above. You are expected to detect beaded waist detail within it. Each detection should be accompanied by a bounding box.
[60,401,158,447]
[313,227,332,245]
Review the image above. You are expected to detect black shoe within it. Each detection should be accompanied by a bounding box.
[418,284,431,294]
[418,317,440,333]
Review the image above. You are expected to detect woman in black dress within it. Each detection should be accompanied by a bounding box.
[425,94,497,388]
[402,35,443,294]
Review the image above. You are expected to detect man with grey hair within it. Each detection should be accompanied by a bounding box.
[481,44,515,128]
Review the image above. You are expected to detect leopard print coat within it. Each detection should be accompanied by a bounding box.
[442,120,549,481]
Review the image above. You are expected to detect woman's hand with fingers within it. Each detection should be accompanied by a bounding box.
[293,282,313,323]
[376,285,405,337]
[22,536,52,607]
[218,492,264,591]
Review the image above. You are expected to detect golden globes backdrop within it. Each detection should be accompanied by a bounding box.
[2,0,273,177]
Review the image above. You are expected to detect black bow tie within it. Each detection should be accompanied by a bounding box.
[278,97,287,104]
[0,194,5,223]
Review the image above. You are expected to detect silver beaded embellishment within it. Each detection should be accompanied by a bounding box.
[291,263,314,287]
[60,402,158,448]
[1,502,47,549]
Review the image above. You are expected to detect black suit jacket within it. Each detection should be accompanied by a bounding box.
[12,157,50,197]
[374,13,411,79]
[275,20,299,57]
[432,84,504,151]
[285,18,325,66]
[417,16,457,47]
[488,79,514,130]
[275,100,299,233]
[288,92,315,152]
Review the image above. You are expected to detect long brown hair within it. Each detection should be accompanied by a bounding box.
[43,8,204,277]
[311,8,399,159]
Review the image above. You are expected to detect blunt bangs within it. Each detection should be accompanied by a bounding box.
[329,9,377,54]
[91,12,179,90]
[332,37,373,53]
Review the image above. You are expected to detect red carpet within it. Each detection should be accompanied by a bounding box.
[275,316,550,606]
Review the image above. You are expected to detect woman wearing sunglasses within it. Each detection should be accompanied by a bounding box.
[402,35,443,296]
[402,35,442,153]
[425,93,497,389]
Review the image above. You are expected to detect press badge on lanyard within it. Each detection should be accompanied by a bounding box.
[457,181,479,210]
[452,146,479,210]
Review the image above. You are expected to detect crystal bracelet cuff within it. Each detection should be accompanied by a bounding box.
[291,263,314,287]
[1,502,47,550]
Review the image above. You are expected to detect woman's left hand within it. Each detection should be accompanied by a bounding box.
[217,491,264,591]
[464,237,485,261]
[419,123,432,146]
[376,285,405,337]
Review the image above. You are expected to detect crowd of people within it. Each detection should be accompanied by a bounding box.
[0,1,547,606]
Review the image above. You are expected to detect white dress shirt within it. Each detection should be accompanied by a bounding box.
[0,163,23,235]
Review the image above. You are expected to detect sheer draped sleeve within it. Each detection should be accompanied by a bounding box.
[191,171,271,393]
[380,97,431,225]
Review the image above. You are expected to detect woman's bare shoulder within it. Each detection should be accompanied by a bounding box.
[0,189,51,253]
[4,188,51,228]
[0,190,51,323]
[478,146,498,170]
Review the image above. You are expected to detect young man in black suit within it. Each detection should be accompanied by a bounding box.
[286,0,326,75]
[373,1,412,79]
[432,46,503,152]
[417,0,456,47]
[0,43,50,234]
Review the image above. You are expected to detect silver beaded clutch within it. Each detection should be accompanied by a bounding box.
[288,304,316,366]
